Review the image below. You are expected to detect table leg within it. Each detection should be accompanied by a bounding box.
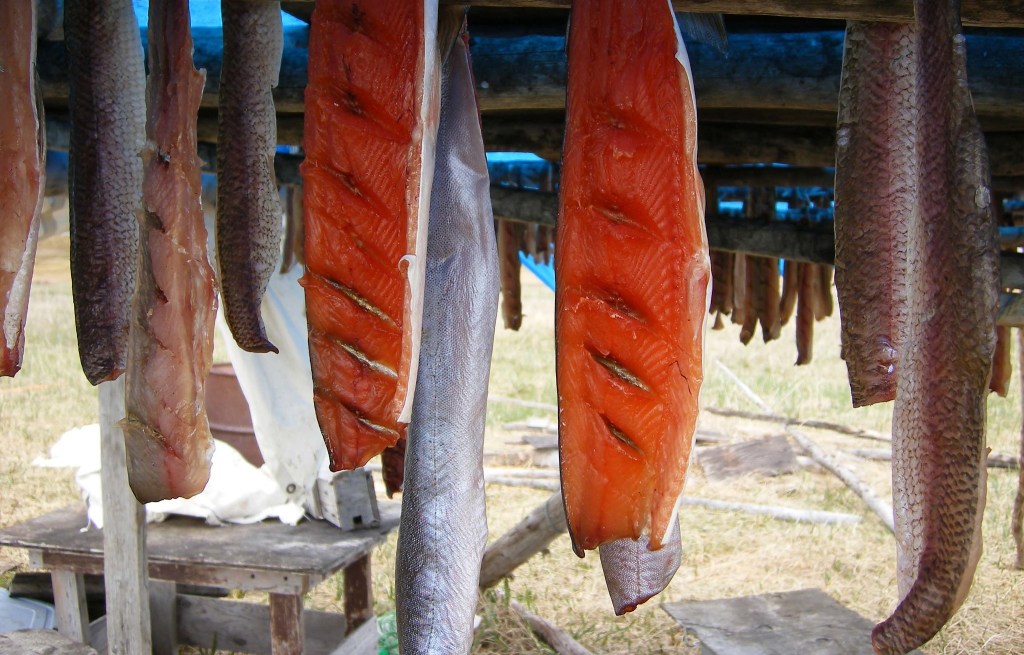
[270,592,304,655]
[343,554,373,633]
[149,580,178,655]
[51,570,89,643]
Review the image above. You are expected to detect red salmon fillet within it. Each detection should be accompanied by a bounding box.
[0,0,44,377]
[301,1,438,470]
[557,0,710,554]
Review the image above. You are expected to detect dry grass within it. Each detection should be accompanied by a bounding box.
[2,241,1023,654]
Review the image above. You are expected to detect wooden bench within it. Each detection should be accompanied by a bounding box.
[0,505,397,655]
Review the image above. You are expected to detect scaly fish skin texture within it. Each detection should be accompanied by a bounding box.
[834,21,916,408]
[872,1,997,653]
[396,25,498,654]
[0,0,44,377]
[121,0,217,504]
[65,0,145,385]
[216,0,282,354]
[599,520,682,615]
[556,0,709,554]
[301,0,437,471]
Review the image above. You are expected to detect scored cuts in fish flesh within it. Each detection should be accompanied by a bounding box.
[834,21,916,408]
[556,0,710,554]
[302,0,440,471]
[65,0,146,385]
[0,0,44,378]
[121,0,217,503]
[217,0,283,354]
[395,11,499,652]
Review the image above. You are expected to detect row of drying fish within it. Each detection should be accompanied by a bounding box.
[497,219,554,330]
[0,0,1003,653]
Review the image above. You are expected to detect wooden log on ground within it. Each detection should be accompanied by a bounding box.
[847,448,1019,469]
[480,493,567,589]
[703,406,892,443]
[713,360,896,533]
[491,589,595,655]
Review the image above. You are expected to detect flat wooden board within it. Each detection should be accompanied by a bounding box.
[0,503,399,579]
[697,435,798,481]
[663,588,923,655]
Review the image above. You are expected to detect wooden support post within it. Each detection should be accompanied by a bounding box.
[343,555,373,634]
[149,580,178,655]
[269,593,304,655]
[51,570,90,643]
[98,378,152,655]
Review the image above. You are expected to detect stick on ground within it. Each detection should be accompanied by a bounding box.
[714,360,896,533]
[493,589,595,655]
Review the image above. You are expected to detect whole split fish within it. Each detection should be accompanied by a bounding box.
[599,520,682,615]
[0,0,44,377]
[65,0,145,385]
[301,0,440,470]
[834,20,916,408]
[217,0,283,354]
[870,1,997,652]
[395,13,498,653]
[121,0,217,503]
[556,0,710,554]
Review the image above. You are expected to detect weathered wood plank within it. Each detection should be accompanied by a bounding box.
[0,630,98,655]
[0,505,400,581]
[270,593,305,655]
[343,556,372,634]
[281,0,1024,28]
[177,594,348,655]
[51,570,89,644]
[697,435,800,481]
[149,580,178,655]
[663,588,925,654]
[98,378,152,655]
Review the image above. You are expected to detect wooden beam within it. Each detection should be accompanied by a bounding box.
[37,29,1024,125]
[283,0,1023,27]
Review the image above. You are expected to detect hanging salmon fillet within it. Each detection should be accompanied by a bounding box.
[557,0,710,554]
[301,0,440,471]
[0,0,44,377]
[121,0,217,503]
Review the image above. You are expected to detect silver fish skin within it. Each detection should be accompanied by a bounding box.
[599,520,682,615]
[395,27,499,655]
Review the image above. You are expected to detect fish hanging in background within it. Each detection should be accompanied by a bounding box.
[832,5,995,653]
[121,0,217,503]
[65,0,145,385]
[834,20,916,407]
[301,0,440,471]
[396,10,499,652]
[556,0,710,557]
[0,0,45,378]
[217,0,283,354]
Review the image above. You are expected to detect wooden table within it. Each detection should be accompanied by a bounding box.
[0,504,399,655]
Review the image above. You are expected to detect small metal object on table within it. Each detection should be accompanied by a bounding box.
[0,503,399,655]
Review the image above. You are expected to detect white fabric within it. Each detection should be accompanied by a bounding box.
[214,263,328,515]
[34,424,305,528]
